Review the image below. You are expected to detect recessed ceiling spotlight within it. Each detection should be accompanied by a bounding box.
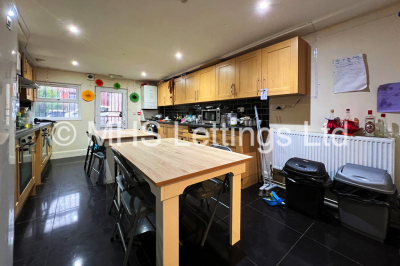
[69,26,78,33]
[71,61,79,66]
[141,72,147,77]
[11,50,16,55]
[176,52,182,60]
[8,10,15,17]
[259,1,269,10]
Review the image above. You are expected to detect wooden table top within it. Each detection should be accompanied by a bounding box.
[111,138,252,187]
[94,129,155,141]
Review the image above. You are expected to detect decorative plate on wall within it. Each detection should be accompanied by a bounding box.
[82,90,95,102]
[130,92,139,102]
[95,79,103,86]
[114,82,121,89]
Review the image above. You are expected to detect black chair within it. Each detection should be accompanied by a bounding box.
[110,150,155,266]
[181,144,232,247]
[108,146,146,214]
[88,134,106,184]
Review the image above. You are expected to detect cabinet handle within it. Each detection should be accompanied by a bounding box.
[263,78,265,90]
[194,91,196,101]
[230,83,234,95]
[257,79,259,94]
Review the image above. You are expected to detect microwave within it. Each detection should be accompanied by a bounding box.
[201,109,221,124]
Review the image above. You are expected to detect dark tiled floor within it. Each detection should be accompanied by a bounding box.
[14,156,400,266]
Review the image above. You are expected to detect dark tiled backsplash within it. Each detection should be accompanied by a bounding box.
[159,97,269,127]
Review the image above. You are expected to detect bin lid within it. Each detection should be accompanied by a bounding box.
[334,163,396,194]
[283,157,330,181]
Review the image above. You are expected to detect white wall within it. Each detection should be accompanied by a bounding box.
[35,68,157,159]
[269,4,400,184]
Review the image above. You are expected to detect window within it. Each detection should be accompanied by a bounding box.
[34,83,81,120]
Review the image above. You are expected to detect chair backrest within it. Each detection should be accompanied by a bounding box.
[92,134,104,148]
[86,131,93,146]
[111,146,145,185]
[113,152,154,207]
[210,144,232,188]
[210,144,232,152]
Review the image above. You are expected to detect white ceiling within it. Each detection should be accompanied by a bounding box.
[15,0,397,81]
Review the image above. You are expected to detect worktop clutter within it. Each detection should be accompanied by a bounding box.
[159,98,270,127]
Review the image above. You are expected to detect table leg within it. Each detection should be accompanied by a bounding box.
[105,147,114,184]
[230,173,241,245]
[156,195,179,266]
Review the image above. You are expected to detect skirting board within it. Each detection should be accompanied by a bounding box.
[51,149,87,160]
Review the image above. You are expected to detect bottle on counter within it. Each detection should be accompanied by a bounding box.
[344,109,352,121]
[377,113,388,138]
[326,109,340,134]
[342,109,360,136]
[365,110,376,137]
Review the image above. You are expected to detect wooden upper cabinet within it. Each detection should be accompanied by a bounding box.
[215,58,236,100]
[157,82,165,107]
[262,37,307,96]
[174,78,184,105]
[165,82,173,106]
[235,49,261,98]
[196,65,216,102]
[183,73,197,104]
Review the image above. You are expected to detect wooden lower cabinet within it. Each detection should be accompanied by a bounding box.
[14,138,37,219]
[158,124,176,138]
[164,124,261,189]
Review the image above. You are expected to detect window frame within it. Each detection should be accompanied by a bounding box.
[33,82,82,121]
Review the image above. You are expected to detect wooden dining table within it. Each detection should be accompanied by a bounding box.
[94,129,156,183]
[111,138,252,266]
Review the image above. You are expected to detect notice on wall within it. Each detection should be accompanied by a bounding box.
[377,83,400,113]
[260,89,268,100]
[333,54,367,93]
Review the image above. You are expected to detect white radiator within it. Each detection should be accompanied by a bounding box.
[272,129,396,182]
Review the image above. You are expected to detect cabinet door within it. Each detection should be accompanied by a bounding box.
[166,127,175,138]
[196,66,216,102]
[261,37,307,96]
[235,50,261,98]
[164,82,174,106]
[158,83,165,107]
[174,78,184,105]
[183,73,197,104]
[158,125,165,138]
[215,59,236,100]
[33,89,37,102]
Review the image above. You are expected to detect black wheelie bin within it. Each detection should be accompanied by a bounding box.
[280,157,332,218]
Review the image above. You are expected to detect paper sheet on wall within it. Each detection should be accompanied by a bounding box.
[333,54,367,93]
[377,83,400,113]
[260,89,268,100]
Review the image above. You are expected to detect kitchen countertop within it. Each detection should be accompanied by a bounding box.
[15,122,53,139]
[154,121,259,131]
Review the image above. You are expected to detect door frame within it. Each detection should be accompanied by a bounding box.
[95,87,128,130]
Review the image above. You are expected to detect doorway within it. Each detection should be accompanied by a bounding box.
[95,87,127,130]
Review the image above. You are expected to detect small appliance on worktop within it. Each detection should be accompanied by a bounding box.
[202,108,221,124]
